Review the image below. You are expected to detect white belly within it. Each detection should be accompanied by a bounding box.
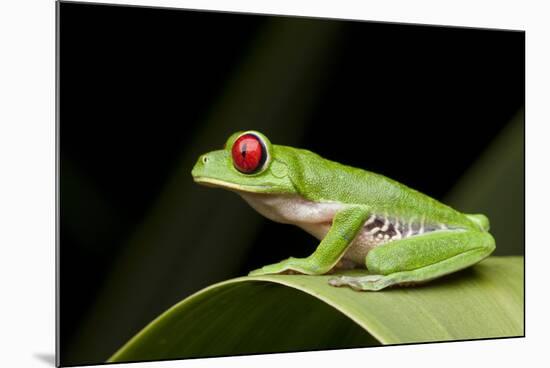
[239,192,342,225]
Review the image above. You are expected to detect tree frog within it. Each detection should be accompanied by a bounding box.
[191,131,495,291]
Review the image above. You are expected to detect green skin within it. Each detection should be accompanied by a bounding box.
[191,131,495,291]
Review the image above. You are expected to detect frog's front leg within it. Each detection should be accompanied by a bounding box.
[249,206,371,276]
[329,229,495,291]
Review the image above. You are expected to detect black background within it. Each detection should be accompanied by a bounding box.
[59,1,524,365]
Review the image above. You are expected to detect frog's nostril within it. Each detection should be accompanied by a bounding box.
[202,155,209,164]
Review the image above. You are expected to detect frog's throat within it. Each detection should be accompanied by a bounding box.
[193,176,277,193]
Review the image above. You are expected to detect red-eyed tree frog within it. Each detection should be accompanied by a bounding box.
[191,131,495,291]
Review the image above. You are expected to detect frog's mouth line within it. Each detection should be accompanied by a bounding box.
[193,176,270,193]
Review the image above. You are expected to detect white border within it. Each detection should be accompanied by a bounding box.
[1,1,548,367]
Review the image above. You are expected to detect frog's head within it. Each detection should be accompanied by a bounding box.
[192,131,296,194]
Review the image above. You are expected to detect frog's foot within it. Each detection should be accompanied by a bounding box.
[249,268,301,276]
[249,257,323,276]
[248,267,273,276]
[328,274,392,291]
[249,258,298,276]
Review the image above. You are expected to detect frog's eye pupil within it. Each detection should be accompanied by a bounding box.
[232,134,266,174]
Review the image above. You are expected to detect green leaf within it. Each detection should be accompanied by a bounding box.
[109,256,523,363]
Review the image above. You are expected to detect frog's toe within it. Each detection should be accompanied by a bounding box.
[248,268,267,276]
[328,276,350,287]
[328,275,388,291]
[248,264,282,276]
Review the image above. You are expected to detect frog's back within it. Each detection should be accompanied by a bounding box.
[280,145,477,231]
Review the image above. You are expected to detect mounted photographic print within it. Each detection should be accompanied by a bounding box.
[57,1,525,366]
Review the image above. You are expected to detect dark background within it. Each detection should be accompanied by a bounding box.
[58,1,524,366]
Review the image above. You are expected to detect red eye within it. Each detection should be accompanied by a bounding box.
[231,134,266,174]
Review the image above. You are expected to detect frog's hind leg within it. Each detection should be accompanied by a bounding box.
[328,230,495,291]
